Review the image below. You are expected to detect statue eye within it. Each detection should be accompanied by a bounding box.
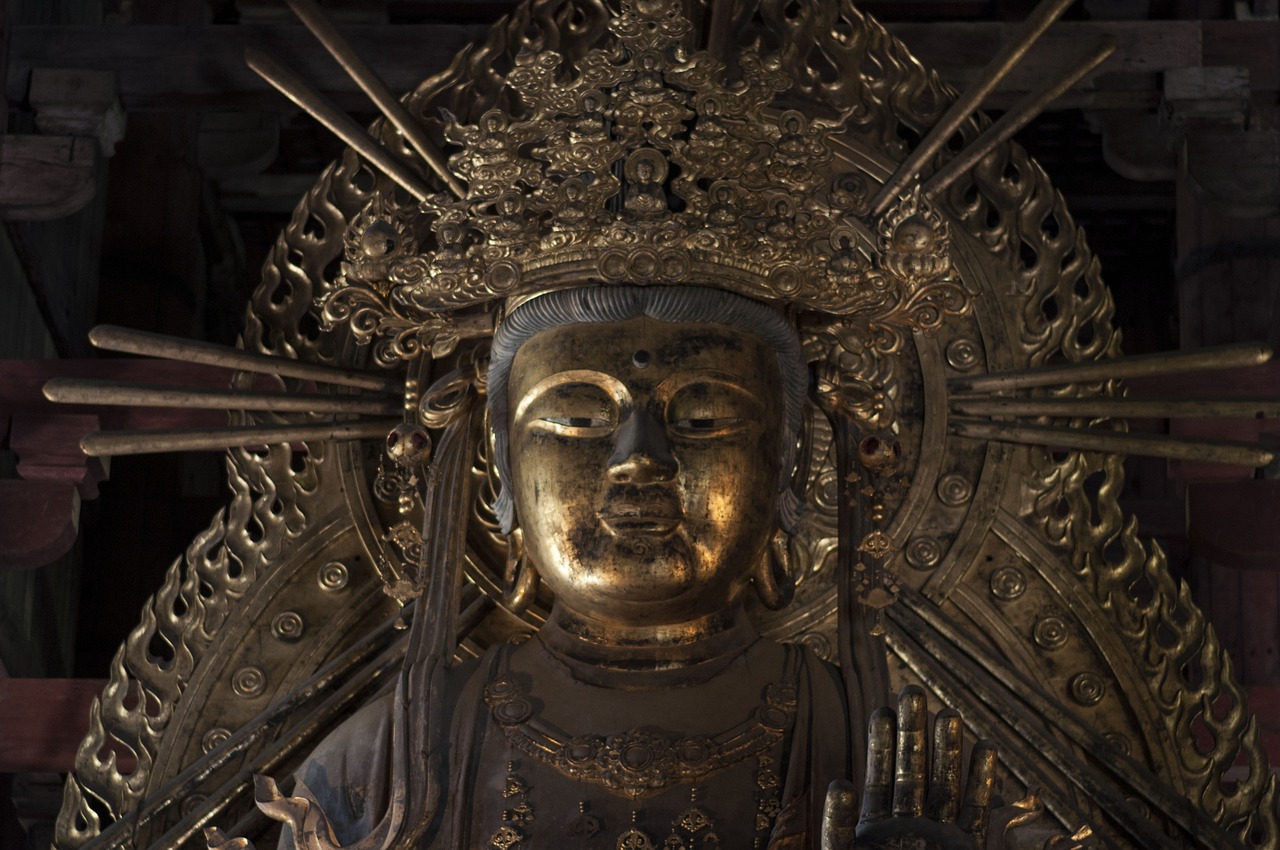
[666,381,759,438]
[544,416,611,428]
[518,378,620,436]
[670,416,744,437]
[536,415,614,436]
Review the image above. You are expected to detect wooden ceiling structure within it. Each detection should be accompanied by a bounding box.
[0,0,1277,847]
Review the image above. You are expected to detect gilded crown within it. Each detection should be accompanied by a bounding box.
[319,0,968,364]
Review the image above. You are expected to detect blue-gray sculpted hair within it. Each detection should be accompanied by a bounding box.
[487,285,808,533]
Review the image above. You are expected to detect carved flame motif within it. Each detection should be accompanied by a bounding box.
[317,0,968,361]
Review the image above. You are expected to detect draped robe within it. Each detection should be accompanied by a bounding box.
[284,616,854,850]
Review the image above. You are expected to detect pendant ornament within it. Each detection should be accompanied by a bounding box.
[617,825,657,850]
[487,761,535,850]
[570,802,603,840]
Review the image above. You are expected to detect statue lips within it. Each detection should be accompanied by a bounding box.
[597,489,683,537]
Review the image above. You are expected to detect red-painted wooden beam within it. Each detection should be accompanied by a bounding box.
[0,358,232,429]
[0,678,107,773]
[0,359,230,570]
[1128,362,1280,484]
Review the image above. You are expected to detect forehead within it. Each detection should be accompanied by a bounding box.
[508,317,779,392]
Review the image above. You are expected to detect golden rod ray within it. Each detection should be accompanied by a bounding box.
[948,418,1274,466]
[949,342,1273,393]
[950,396,1280,419]
[81,419,400,457]
[44,378,401,416]
[923,37,1117,199]
[88,325,401,393]
[869,0,1076,215]
[283,0,465,199]
[244,47,434,201]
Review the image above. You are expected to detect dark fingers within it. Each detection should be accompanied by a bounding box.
[859,706,896,825]
[925,709,963,823]
[957,740,998,848]
[821,779,858,850]
[892,686,929,818]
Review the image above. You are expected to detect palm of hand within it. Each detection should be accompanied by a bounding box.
[822,686,997,850]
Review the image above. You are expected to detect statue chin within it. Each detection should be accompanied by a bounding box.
[531,550,760,635]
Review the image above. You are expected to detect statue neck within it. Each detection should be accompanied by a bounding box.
[536,602,759,686]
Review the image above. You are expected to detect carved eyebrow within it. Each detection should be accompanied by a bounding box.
[512,369,631,422]
[654,369,766,407]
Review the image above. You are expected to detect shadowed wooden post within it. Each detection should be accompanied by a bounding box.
[1174,140,1280,690]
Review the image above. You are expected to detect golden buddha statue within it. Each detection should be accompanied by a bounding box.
[251,289,1013,850]
[50,1,1280,849]
[209,3,1041,846]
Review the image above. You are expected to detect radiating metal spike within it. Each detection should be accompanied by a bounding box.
[81,420,400,457]
[950,396,1280,420]
[924,37,1117,199]
[44,378,401,416]
[284,0,465,198]
[949,343,1272,394]
[245,47,435,201]
[870,0,1076,215]
[88,325,400,393]
[948,418,1274,466]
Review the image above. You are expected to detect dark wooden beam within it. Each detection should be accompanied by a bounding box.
[1188,481,1280,571]
[890,20,1279,108]
[0,358,231,430]
[0,360,232,570]
[6,21,1277,113]
[7,23,488,111]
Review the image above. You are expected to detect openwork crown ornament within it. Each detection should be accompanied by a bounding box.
[319,0,969,365]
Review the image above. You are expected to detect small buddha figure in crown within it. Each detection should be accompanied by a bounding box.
[623,150,670,218]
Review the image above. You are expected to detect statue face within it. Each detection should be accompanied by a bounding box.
[507,317,784,629]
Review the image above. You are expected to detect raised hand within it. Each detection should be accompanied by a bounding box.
[822,685,998,850]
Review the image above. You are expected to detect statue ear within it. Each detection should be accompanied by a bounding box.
[502,526,539,613]
[753,529,796,610]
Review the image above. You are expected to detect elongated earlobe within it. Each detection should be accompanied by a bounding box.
[754,529,796,610]
[502,526,539,612]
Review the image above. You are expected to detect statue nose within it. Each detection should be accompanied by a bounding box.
[607,409,677,484]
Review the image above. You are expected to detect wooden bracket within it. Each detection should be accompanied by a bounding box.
[0,134,97,221]
[28,68,126,156]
